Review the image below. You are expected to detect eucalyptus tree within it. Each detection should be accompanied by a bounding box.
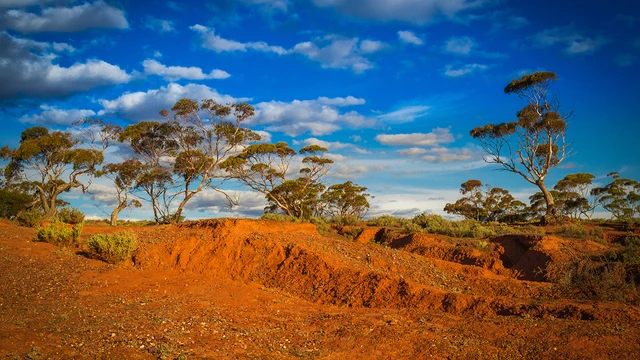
[444,180,526,223]
[0,126,103,218]
[320,181,371,220]
[98,159,144,226]
[553,173,599,220]
[470,71,571,224]
[593,172,640,220]
[118,98,260,224]
[222,143,334,219]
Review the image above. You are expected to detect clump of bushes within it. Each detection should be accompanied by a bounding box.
[367,215,410,227]
[260,213,302,223]
[330,214,360,227]
[87,231,138,264]
[557,224,604,242]
[310,216,330,235]
[16,208,44,228]
[57,207,85,225]
[408,213,496,239]
[35,220,82,247]
[342,227,364,240]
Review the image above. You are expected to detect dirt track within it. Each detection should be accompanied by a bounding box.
[1,219,639,359]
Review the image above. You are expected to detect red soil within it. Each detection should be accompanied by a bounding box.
[1,218,639,359]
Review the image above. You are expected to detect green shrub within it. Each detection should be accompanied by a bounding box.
[367,215,410,227]
[330,214,360,227]
[35,220,82,247]
[310,216,331,235]
[402,222,423,234]
[88,231,138,264]
[342,227,363,240]
[57,207,85,225]
[16,208,44,228]
[260,213,301,222]
[408,214,496,239]
[558,224,604,242]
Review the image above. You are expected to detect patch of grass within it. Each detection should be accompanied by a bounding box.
[87,231,137,264]
[557,224,604,242]
[35,220,82,247]
[16,208,44,228]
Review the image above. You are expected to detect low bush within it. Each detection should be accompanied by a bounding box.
[547,258,638,303]
[366,215,410,227]
[35,220,82,247]
[342,227,363,240]
[260,213,301,222]
[310,216,331,235]
[16,208,44,228]
[87,231,138,264]
[57,207,85,225]
[406,213,496,239]
[558,224,604,242]
[330,214,360,227]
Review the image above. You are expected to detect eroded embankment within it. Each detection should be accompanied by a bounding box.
[133,219,637,321]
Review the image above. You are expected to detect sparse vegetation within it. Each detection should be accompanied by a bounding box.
[87,231,138,264]
[57,207,85,225]
[557,224,604,242]
[35,220,82,247]
[16,208,44,228]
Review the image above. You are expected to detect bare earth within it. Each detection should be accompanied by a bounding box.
[1,219,639,359]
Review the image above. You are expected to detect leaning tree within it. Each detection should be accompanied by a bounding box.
[470,71,571,224]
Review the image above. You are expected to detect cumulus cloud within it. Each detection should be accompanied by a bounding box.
[443,63,487,77]
[0,32,131,99]
[375,128,454,146]
[300,137,369,154]
[359,39,386,53]
[311,0,488,24]
[185,189,267,218]
[249,96,373,136]
[19,105,96,126]
[397,30,423,45]
[531,25,608,55]
[98,83,245,121]
[190,24,288,54]
[396,147,428,157]
[0,1,128,33]
[0,0,61,7]
[421,146,476,163]
[144,16,175,33]
[142,59,231,80]
[292,36,382,73]
[377,105,429,123]
[331,164,387,180]
[444,36,475,55]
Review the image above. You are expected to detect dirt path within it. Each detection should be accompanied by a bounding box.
[1,219,639,359]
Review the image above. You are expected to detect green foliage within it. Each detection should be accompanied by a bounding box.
[321,181,371,220]
[366,215,409,227]
[593,172,640,220]
[16,208,44,227]
[407,213,496,239]
[342,227,363,240]
[470,71,569,217]
[330,214,360,227]
[87,231,138,264]
[309,216,330,235]
[35,220,82,247]
[0,187,33,219]
[57,207,85,225]
[444,180,527,223]
[557,224,604,242]
[260,213,301,222]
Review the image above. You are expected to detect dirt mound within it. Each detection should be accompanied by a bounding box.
[132,219,637,322]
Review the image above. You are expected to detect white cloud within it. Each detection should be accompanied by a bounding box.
[444,36,475,55]
[331,164,387,180]
[375,128,454,146]
[99,83,245,121]
[185,189,267,218]
[0,0,60,7]
[421,146,476,163]
[301,137,369,154]
[0,32,131,99]
[19,105,96,126]
[0,1,128,33]
[359,39,386,53]
[153,50,162,58]
[142,59,231,80]
[397,30,423,45]
[190,24,288,55]
[292,36,378,73]
[443,63,487,77]
[249,96,373,136]
[377,105,429,123]
[396,147,428,157]
[311,0,489,24]
[144,17,175,33]
[52,42,74,52]
[531,25,608,55]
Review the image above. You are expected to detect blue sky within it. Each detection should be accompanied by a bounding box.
[0,0,638,220]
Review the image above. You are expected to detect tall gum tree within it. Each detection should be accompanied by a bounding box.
[0,126,103,218]
[470,71,571,224]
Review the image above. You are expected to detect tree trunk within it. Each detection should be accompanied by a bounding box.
[537,180,558,225]
[111,202,127,226]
